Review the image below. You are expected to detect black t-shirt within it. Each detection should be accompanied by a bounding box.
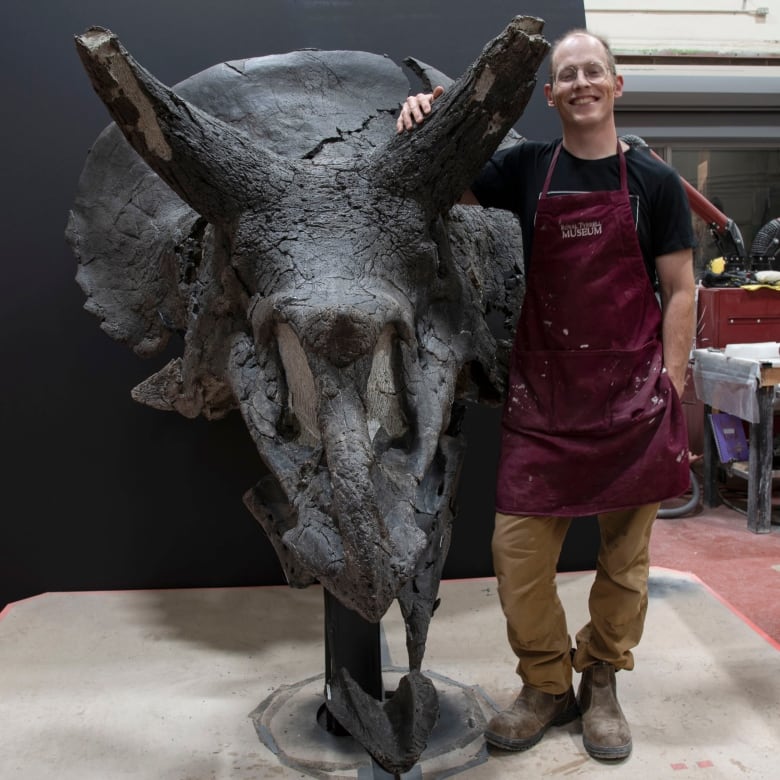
[470,139,696,288]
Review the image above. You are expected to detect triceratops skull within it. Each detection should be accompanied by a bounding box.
[66,19,548,773]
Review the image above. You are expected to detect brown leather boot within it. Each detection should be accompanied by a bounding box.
[484,685,579,751]
[577,662,632,760]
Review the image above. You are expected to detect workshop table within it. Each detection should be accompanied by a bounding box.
[692,348,780,533]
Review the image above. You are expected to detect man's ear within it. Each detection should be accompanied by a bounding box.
[613,74,624,99]
[544,82,555,107]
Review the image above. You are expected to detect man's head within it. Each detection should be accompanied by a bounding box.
[548,29,616,83]
[543,29,623,134]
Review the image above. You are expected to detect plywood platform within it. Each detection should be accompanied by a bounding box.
[0,570,778,778]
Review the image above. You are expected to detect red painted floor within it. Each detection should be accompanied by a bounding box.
[650,482,780,647]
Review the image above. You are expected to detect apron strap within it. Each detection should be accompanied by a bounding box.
[540,143,562,198]
[540,141,628,198]
[617,140,628,193]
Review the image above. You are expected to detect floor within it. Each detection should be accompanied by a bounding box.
[649,472,780,646]
[1,474,778,779]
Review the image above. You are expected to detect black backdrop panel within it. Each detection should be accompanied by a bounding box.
[0,0,590,609]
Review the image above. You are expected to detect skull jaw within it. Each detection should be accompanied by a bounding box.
[245,429,464,624]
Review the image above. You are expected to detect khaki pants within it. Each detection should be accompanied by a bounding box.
[492,504,659,694]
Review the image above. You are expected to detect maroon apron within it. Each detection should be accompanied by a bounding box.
[495,143,689,516]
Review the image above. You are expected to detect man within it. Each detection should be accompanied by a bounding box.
[397,29,695,761]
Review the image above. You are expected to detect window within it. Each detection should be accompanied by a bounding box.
[664,147,780,275]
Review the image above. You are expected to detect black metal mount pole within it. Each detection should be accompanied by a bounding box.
[319,588,384,736]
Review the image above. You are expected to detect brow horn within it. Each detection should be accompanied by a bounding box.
[372,16,550,216]
[74,27,289,225]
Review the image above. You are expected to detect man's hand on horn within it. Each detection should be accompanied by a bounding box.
[396,85,445,133]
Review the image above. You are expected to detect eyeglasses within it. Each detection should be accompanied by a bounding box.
[553,61,611,84]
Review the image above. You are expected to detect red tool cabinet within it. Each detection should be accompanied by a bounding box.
[696,287,780,349]
[684,286,780,454]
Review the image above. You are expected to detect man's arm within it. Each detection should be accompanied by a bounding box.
[656,248,695,398]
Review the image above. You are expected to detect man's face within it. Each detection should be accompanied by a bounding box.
[544,34,623,130]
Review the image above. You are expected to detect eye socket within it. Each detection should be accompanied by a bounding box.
[366,325,409,444]
[277,322,320,446]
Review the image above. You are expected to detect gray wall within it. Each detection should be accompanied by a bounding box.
[0,0,589,609]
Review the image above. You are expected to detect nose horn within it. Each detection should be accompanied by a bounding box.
[303,306,381,367]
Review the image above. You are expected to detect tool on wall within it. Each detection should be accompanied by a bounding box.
[621,134,746,259]
[622,134,780,285]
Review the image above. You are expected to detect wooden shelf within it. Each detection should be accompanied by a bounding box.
[727,461,780,481]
